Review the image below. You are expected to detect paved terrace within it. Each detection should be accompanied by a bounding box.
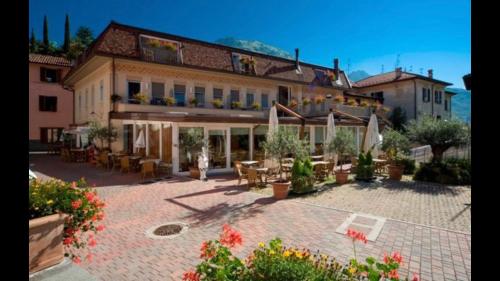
[30,155,471,281]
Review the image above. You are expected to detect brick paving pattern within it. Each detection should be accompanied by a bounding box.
[30,156,471,281]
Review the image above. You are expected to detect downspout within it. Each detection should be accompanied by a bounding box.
[107,58,115,149]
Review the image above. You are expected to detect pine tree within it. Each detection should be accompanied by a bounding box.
[42,15,49,54]
[30,28,38,53]
[63,14,70,53]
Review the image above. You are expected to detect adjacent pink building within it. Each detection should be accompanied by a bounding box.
[29,54,73,151]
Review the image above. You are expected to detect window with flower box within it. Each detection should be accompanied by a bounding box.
[140,35,180,64]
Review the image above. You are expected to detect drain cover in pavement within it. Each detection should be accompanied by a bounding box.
[336,213,386,241]
[146,222,188,239]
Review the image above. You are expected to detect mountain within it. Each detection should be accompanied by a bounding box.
[348,70,371,82]
[445,87,471,123]
[214,37,293,59]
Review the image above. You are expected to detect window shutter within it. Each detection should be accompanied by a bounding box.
[40,68,45,82]
[39,96,44,111]
[53,97,58,112]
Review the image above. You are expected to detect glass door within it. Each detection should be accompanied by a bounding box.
[208,129,227,169]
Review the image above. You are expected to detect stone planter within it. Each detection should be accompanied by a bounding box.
[29,213,67,274]
[189,167,200,179]
[335,171,349,185]
[388,164,404,181]
[271,181,290,200]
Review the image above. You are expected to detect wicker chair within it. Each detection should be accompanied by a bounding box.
[247,168,258,188]
[314,163,328,182]
[111,155,122,171]
[120,156,130,173]
[97,152,110,169]
[235,163,248,186]
[326,161,336,176]
[157,161,172,177]
[141,161,155,179]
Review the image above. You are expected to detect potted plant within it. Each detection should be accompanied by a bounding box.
[189,97,198,107]
[111,94,122,112]
[381,128,411,180]
[164,96,176,106]
[288,99,298,109]
[231,101,242,109]
[355,150,375,181]
[302,97,311,107]
[346,98,358,106]
[148,39,161,48]
[133,93,148,105]
[212,99,224,109]
[291,158,315,194]
[327,128,356,184]
[333,95,344,104]
[164,42,177,52]
[314,96,325,105]
[263,127,302,199]
[88,121,118,151]
[360,100,370,107]
[251,102,261,111]
[29,178,105,273]
[180,128,205,179]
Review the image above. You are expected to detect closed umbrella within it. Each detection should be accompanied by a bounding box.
[324,111,337,162]
[265,105,279,168]
[134,129,146,152]
[363,114,380,157]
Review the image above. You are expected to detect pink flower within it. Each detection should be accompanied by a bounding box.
[63,237,73,245]
[72,256,81,264]
[388,269,399,279]
[346,229,367,244]
[86,253,93,262]
[219,224,242,248]
[85,192,95,202]
[392,252,403,265]
[412,273,420,281]
[88,239,97,247]
[71,199,82,209]
[96,225,105,232]
[200,241,216,259]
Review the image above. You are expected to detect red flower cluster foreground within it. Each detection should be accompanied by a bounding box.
[182,271,201,281]
[346,228,368,244]
[219,224,243,248]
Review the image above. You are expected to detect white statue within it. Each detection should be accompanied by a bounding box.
[198,146,209,181]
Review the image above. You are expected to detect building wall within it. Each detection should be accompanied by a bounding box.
[415,81,449,119]
[29,63,72,141]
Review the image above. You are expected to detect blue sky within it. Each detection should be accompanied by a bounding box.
[29,0,470,88]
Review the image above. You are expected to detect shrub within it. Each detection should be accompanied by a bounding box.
[291,158,315,193]
[326,128,356,172]
[29,178,105,263]
[399,158,416,175]
[389,107,407,132]
[414,158,471,185]
[356,151,374,181]
[381,129,410,165]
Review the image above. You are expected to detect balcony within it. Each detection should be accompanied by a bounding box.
[299,100,372,118]
[140,36,180,65]
[116,100,266,119]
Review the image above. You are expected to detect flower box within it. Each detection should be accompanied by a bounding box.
[29,213,67,273]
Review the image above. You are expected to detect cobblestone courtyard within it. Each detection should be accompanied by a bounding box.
[30,156,471,281]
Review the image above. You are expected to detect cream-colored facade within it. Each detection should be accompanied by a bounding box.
[356,79,452,120]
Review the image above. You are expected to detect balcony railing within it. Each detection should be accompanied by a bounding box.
[141,46,180,64]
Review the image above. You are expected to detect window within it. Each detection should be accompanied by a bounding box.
[40,128,63,144]
[434,91,442,104]
[152,82,165,99]
[174,84,186,106]
[99,80,104,101]
[85,89,88,109]
[127,81,141,103]
[445,99,449,111]
[78,93,81,113]
[261,93,269,109]
[213,88,223,101]
[39,96,57,112]
[231,54,241,72]
[371,91,384,103]
[422,88,431,103]
[246,92,254,107]
[230,89,240,102]
[194,86,205,107]
[422,88,426,102]
[40,67,60,83]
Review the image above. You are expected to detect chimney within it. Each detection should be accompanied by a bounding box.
[395,67,402,78]
[333,58,339,79]
[428,69,433,79]
[295,48,299,70]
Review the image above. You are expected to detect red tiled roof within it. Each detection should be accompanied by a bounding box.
[29,53,72,67]
[66,21,350,89]
[353,71,451,87]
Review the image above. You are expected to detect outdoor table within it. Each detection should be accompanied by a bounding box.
[139,159,161,165]
[255,167,269,184]
[311,155,324,160]
[311,161,329,166]
[241,161,259,166]
[373,159,387,174]
[283,158,294,163]
[128,156,142,171]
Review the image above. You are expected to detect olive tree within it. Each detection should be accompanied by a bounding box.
[406,116,470,162]
[326,128,356,172]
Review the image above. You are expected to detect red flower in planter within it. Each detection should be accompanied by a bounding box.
[182,271,200,281]
[200,241,216,259]
[346,229,367,244]
[88,239,97,247]
[384,251,403,265]
[71,199,82,209]
[72,256,81,264]
[96,225,105,232]
[85,192,95,202]
[219,224,242,248]
[63,237,74,245]
[388,269,399,279]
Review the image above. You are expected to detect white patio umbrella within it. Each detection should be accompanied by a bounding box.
[134,129,146,152]
[363,114,380,158]
[265,105,279,168]
[324,111,337,162]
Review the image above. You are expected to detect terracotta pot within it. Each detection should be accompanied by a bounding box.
[113,102,119,112]
[335,171,349,184]
[271,181,290,200]
[29,213,67,274]
[388,164,404,181]
[189,167,200,179]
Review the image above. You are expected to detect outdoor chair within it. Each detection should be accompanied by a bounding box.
[111,155,122,171]
[120,156,130,173]
[247,168,258,188]
[350,156,358,173]
[157,161,172,177]
[233,161,242,175]
[235,163,248,186]
[141,161,155,179]
[314,164,328,182]
[97,152,110,169]
[326,161,336,176]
